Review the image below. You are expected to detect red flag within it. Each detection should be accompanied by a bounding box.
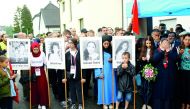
[132,0,140,35]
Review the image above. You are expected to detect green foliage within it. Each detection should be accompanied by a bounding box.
[141,63,158,82]
[13,7,22,33]
[13,5,33,34]
[21,5,33,34]
[4,26,14,37]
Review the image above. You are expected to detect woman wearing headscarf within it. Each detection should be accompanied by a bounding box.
[94,35,116,109]
[30,42,49,109]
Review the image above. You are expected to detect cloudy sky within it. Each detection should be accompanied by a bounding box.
[0,0,58,26]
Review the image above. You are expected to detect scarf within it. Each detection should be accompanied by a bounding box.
[102,35,112,54]
[163,51,168,69]
[31,42,41,57]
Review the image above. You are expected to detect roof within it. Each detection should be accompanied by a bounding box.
[33,2,60,28]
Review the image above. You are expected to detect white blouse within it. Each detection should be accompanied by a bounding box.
[146,48,151,61]
[30,52,46,67]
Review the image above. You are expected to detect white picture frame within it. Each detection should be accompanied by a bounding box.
[45,38,65,69]
[7,39,30,70]
[80,37,103,69]
[112,36,136,68]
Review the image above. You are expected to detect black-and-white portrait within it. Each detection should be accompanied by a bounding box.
[80,37,103,69]
[45,38,65,69]
[112,36,136,68]
[83,41,100,61]
[7,39,30,70]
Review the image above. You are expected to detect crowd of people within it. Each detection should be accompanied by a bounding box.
[0,23,189,109]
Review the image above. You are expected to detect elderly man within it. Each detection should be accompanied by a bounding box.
[17,32,30,102]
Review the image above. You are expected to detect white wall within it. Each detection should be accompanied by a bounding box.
[153,16,190,31]
[39,14,48,34]
[33,16,40,36]
[33,14,60,35]
[61,0,123,34]
[48,27,60,32]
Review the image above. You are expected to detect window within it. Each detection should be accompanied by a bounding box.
[63,24,66,30]
[160,18,176,30]
[79,18,84,30]
[63,2,65,12]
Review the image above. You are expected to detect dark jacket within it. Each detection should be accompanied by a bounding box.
[65,50,86,80]
[152,48,178,100]
[117,61,135,92]
[0,68,11,99]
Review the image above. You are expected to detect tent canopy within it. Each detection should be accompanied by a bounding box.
[126,0,190,18]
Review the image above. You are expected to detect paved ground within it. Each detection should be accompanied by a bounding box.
[13,73,142,109]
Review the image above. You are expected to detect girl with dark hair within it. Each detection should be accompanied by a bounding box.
[63,38,86,109]
[83,41,99,61]
[179,34,190,109]
[115,41,129,60]
[138,36,155,109]
[95,35,116,109]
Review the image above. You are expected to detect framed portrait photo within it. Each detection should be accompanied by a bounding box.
[45,38,65,69]
[112,36,136,68]
[80,37,103,69]
[7,39,30,70]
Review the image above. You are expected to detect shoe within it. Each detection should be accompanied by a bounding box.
[67,98,72,105]
[60,101,67,107]
[142,104,152,109]
[41,105,46,109]
[103,105,108,109]
[109,104,113,109]
[38,105,41,109]
[78,104,82,109]
[70,104,77,109]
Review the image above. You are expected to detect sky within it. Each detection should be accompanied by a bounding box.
[0,0,58,26]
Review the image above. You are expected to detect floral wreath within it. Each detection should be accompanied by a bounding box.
[141,64,158,82]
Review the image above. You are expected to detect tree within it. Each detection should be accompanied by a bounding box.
[13,7,22,33]
[4,26,14,37]
[21,5,33,34]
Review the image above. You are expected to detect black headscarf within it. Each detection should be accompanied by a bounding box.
[102,35,112,55]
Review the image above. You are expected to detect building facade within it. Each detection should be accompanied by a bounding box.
[58,0,124,34]
[33,2,60,36]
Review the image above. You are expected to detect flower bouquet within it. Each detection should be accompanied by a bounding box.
[141,64,158,82]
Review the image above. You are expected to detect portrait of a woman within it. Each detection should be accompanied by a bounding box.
[83,41,99,61]
[115,41,129,60]
[48,42,62,62]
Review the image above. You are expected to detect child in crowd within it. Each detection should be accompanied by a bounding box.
[0,56,17,109]
[138,36,154,109]
[95,35,117,109]
[30,42,49,109]
[116,52,135,109]
[62,38,86,109]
